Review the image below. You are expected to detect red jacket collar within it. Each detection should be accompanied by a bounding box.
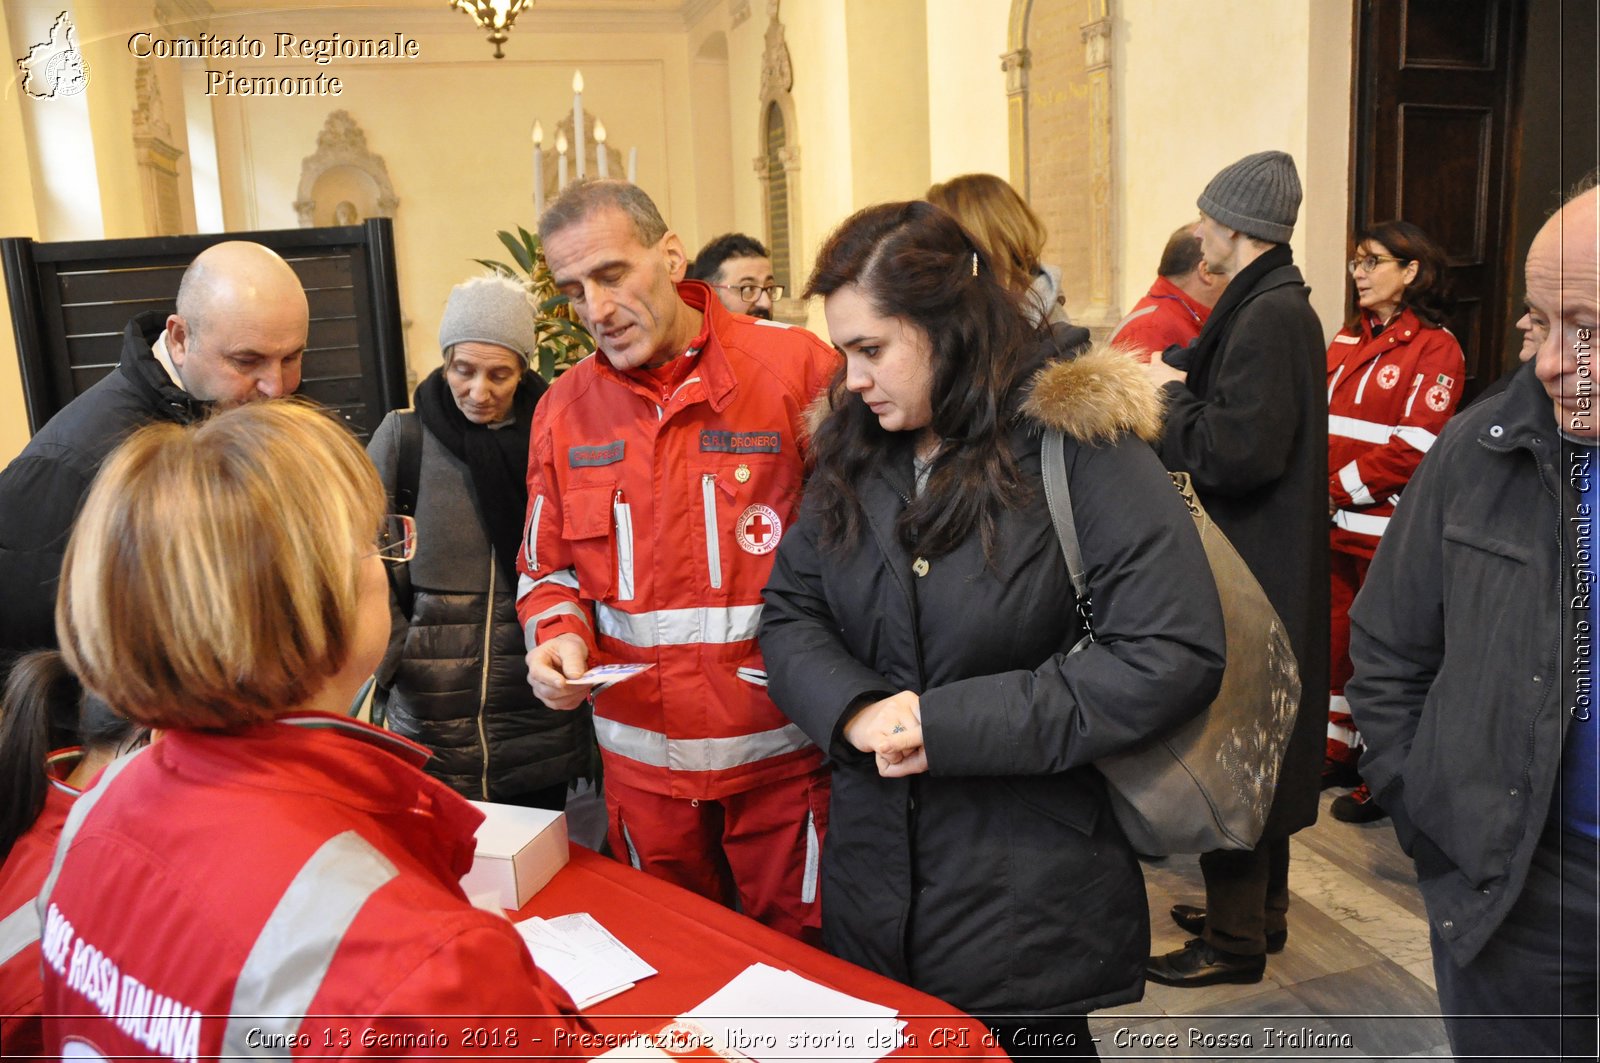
[1358,305,1422,343]
[1150,275,1211,325]
[592,281,739,413]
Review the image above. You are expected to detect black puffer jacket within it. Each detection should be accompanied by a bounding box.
[368,410,590,801]
[0,312,205,663]
[760,344,1226,1015]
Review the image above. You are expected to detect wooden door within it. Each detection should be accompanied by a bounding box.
[1353,0,1526,398]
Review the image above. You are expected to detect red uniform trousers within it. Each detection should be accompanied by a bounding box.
[604,765,829,944]
[1328,544,1373,766]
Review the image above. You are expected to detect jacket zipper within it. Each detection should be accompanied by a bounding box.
[614,489,635,600]
[477,552,495,800]
[702,473,722,589]
[891,480,926,967]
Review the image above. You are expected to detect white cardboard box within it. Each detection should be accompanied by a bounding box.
[462,801,570,910]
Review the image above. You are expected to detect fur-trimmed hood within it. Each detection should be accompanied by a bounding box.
[1021,342,1166,444]
[800,340,1165,445]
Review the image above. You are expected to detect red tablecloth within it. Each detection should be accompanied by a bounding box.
[514,846,1006,1060]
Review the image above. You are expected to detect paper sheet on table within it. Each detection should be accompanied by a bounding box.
[515,912,656,1009]
[683,962,907,1062]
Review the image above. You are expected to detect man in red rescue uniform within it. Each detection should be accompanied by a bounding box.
[1109,223,1227,361]
[521,180,836,941]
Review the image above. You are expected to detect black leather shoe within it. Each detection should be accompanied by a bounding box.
[1168,904,1286,952]
[1331,782,1388,823]
[1146,938,1266,987]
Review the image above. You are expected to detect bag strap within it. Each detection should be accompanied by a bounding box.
[1040,427,1094,640]
[389,411,422,616]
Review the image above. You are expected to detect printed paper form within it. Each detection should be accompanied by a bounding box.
[515,912,657,1010]
[683,962,908,1062]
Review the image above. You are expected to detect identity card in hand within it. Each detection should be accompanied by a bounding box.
[571,662,655,688]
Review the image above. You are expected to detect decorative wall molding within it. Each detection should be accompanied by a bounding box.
[293,110,398,228]
[754,0,803,324]
[132,56,184,235]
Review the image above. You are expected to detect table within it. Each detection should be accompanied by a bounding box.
[514,846,1007,1060]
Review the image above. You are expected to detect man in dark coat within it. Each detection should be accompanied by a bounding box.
[1346,185,1598,1063]
[1143,150,1330,987]
[0,241,308,668]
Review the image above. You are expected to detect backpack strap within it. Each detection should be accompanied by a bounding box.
[1040,427,1094,641]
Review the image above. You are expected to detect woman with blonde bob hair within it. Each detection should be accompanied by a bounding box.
[927,172,1070,326]
[41,400,583,1058]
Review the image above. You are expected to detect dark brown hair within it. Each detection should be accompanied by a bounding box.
[1354,220,1453,328]
[804,200,1043,562]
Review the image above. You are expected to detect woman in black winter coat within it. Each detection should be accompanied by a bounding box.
[758,202,1226,1058]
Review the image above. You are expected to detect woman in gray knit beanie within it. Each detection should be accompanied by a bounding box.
[366,274,589,810]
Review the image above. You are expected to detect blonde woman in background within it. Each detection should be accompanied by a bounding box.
[927,172,1070,326]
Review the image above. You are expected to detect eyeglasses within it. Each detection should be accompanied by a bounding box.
[373,514,416,564]
[1347,254,1407,276]
[712,283,785,303]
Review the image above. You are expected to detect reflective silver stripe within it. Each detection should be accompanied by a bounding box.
[593,717,813,772]
[37,749,147,919]
[0,898,40,966]
[517,572,535,604]
[735,667,769,687]
[1393,425,1438,453]
[1107,304,1156,346]
[221,831,397,1056]
[1355,357,1380,404]
[523,495,544,569]
[1338,461,1375,507]
[526,601,592,649]
[1328,414,1392,445]
[594,603,762,648]
[701,474,722,591]
[615,498,635,601]
[621,823,642,870]
[801,811,819,905]
[1333,509,1390,536]
[1327,365,1345,401]
[527,568,580,593]
[1404,374,1424,417]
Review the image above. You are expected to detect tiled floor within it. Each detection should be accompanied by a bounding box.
[1086,790,1451,1060]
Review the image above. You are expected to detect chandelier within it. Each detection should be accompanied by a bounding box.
[450,0,533,59]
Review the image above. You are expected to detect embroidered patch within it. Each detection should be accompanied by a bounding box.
[1425,384,1451,412]
[569,441,625,467]
[735,504,782,555]
[1377,365,1401,389]
[1436,373,1456,388]
[700,429,782,454]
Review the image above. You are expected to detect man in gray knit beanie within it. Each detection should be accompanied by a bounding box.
[1143,151,1329,990]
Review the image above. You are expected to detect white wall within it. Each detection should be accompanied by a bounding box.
[1115,0,1353,339]
[926,0,1010,184]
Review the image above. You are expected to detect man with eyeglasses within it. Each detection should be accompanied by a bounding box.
[689,233,783,320]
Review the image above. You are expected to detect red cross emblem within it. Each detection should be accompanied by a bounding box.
[735,504,782,555]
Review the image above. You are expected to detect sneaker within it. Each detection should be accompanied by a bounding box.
[1331,782,1388,823]
[1321,757,1361,790]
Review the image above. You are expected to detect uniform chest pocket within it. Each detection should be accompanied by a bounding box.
[562,481,633,601]
[690,457,791,592]
[1442,524,1531,565]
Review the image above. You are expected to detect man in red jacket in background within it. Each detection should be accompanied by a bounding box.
[1110,223,1227,361]
[520,181,836,942]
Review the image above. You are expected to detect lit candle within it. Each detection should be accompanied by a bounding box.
[594,120,608,179]
[532,121,545,216]
[572,70,585,180]
[557,129,568,190]
[627,146,638,184]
